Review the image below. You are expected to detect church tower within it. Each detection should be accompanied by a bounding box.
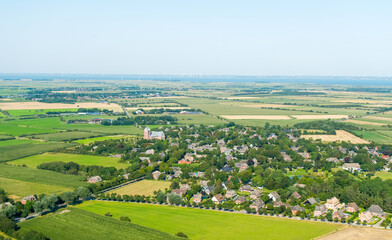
[144,127,151,140]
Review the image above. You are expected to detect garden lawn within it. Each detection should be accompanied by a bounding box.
[374,171,392,180]
[11,153,129,169]
[19,208,179,240]
[107,180,171,196]
[77,201,343,240]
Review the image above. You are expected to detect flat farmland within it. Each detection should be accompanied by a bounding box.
[107,180,171,196]
[0,138,41,147]
[222,115,292,120]
[19,208,179,240]
[77,201,343,240]
[62,124,143,135]
[0,164,87,198]
[302,130,369,144]
[11,153,129,169]
[31,131,105,141]
[319,226,392,240]
[0,101,123,111]
[7,108,78,116]
[174,114,225,125]
[354,131,392,145]
[291,115,349,120]
[0,142,75,162]
[76,135,135,144]
[0,123,59,136]
[0,177,72,200]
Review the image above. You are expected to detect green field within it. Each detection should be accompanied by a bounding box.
[11,153,129,169]
[31,131,105,141]
[0,142,75,162]
[374,171,392,180]
[19,207,179,240]
[0,123,59,136]
[0,134,14,140]
[7,108,78,116]
[353,131,392,145]
[77,201,342,240]
[108,180,171,196]
[62,124,143,135]
[0,138,41,147]
[0,164,87,189]
[75,135,135,144]
[0,177,73,200]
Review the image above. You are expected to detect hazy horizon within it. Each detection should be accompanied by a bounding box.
[1,1,391,76]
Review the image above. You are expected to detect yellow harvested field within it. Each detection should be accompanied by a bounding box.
[241,104,296,108]
[302,130,369,144]
[345,120,387,126]
[364,116,392,121]
[292,115,349,120]
[107,180,171,196]
[221,115,291,120]
[0,102,123,111]
[318,226,392,240]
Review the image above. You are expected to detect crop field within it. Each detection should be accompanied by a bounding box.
[76,201,342,240]
[173,114,225,125]
[0,101,123,111]
[222,115,292,120]
[319,226,392,240]
[31,131,105,141]
[0,142,75,162]
[353,131,392,145]
[7,108,78,116]
[0,138,42,147]
[75,135,135,144]
[0,177,72,200]
[11,153,129,169]
[0,164,87,198]
[0,122,59,136]
[0,164,87,188]
[107,180,171,196]
[19,208,178,240]
[62,124,143,135]
[302,130,369,144]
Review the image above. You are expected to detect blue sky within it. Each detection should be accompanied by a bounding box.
[0,0,391,76]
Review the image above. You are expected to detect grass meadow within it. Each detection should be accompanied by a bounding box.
[353,131,392,145]
[19,208,179,240]
[7,108,78,116]
[11,153,129,169]
[107,180,171,196]
[77,201,343,240]
[0,142,75,162]
[75,135,135,144]
[31,131,105,141]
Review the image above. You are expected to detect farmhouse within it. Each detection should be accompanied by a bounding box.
[332,210,349,221]
[291,205,305,215]
[193,193,202,203]
[359,211,373,222]
[250,199,265,211]
[291,191,301,200]
[326,196,340,210]
[314,204,327,217]
[21,195,37,205]
[304,197,317,205]
[346,202,359,213]
[268,191,280,202]
[225,190,237,198]
[368,204,385,217]
[239,185,253,192]
[235,196,247,205]
[212,194,225,204]
[152,170,161,180]
[88,176,102,183]
[273,201,290,208]
[250,190,262,200]
[144,127,165,140]
[342,163,361,173]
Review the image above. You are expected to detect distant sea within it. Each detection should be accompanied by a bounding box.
[1,73,392,86]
